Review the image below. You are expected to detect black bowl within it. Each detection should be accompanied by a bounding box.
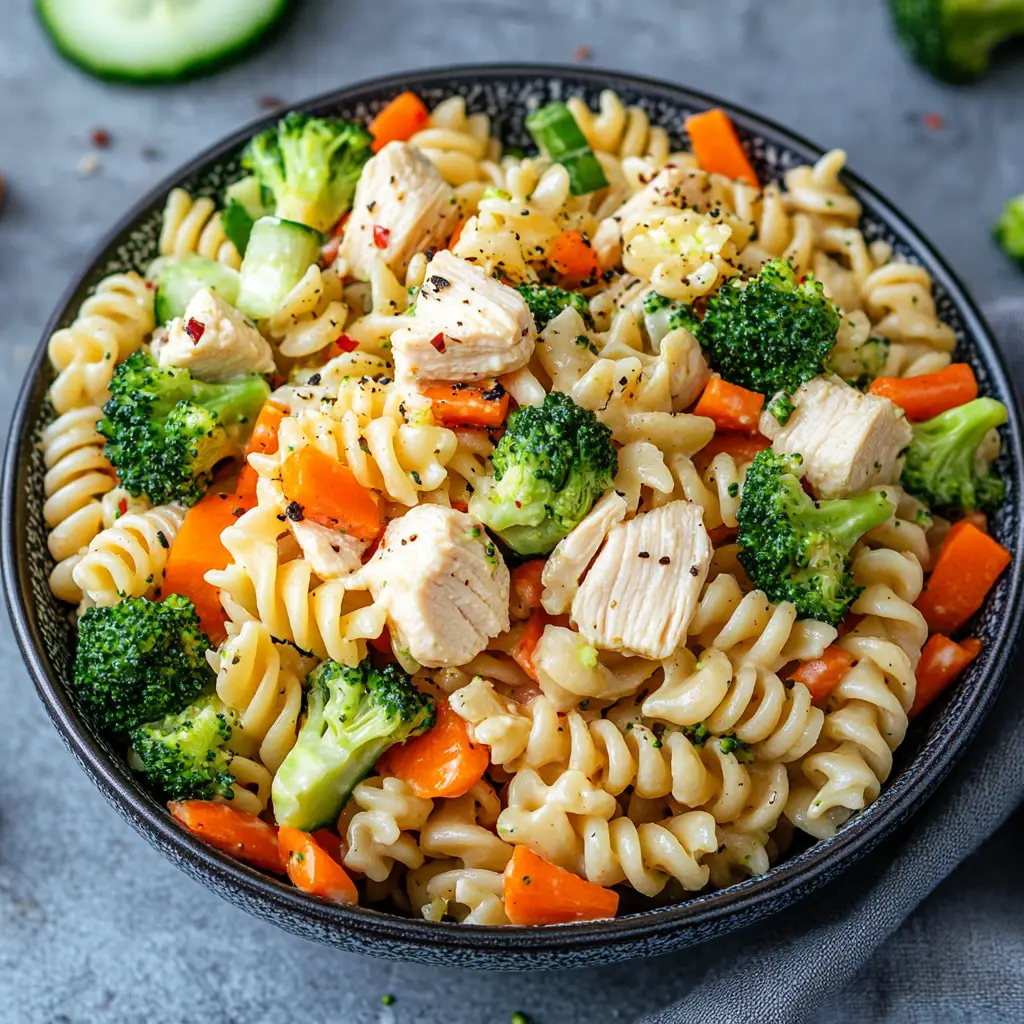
[4,65,1023,969]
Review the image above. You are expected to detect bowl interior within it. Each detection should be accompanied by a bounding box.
[5,65,1023,968]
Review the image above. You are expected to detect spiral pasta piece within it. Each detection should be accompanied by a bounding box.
[262,265,348,359]
[47,272,155,414]
[409,96,497,187]
[568,90,671,163]
[71,504,184,607]
[418,781,513,872]
[159,187,241,268]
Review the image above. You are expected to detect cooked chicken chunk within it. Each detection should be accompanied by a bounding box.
[760,375,913,499]
[160,288,275,382]
[541,489,627,615]
[391,250,535,384]
[290,519,366,580]
[572,500,711,660]
[356,504,510,667]
[338,142,460,282]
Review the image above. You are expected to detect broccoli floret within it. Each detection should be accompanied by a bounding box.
[132,692,241,801]
[73,595,214,736]
[901,397,1007,512]
[516,283,593,330]
[737,450,894,625]
[468,392,617,556]
[242,112,374,233]
[272,658,436,830]
[994,194,1024,267]
[889,0,1024,81]
[100,351,270,507]
[717,734,753,763]
[686,260,840,421]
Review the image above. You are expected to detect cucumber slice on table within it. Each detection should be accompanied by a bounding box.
[36,0,291,83]
[236,216,322,319]
[153,257,240,324]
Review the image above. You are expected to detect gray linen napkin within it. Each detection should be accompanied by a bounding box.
[645,301,1024,1024]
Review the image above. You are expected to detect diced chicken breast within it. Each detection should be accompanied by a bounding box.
[760,375,913,499]
[160,288,275,381]
[356,504,510,667]
[338,142,460,282]
[391,250,535,384]
[290,519,366,580]
[541,489,627,615]
[572,500,711,660]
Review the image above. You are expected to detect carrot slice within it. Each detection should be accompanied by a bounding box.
[511,560,546,612]
[281,446,381,542]
[513,608,550,682]
[168,800,284,874]
[278,826,359,904]
[423,382,510,429]
[685,108,759,187]
[790,645,855,704]
[504,845,618,925]
[910,634,982,717]
[162,489,251,643]
[692,376,764,433]
[248,399,287,456]
[869,364,977,420]
[448,216,468,250]
[692,431,771,475]
[369,91,430,152]
[916,522,1011,634]
[377,696,489,799]
[549,230,600,288]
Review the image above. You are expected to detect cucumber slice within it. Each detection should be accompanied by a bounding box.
[221,177,273,256]
[36,0,291,83]
[153,257,240,324]
[236,216,322,319]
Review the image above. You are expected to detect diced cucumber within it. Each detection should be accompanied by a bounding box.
[153,257,240,324]
[36,0,291,83]
[221,176,273,256]
[236,216,322,319]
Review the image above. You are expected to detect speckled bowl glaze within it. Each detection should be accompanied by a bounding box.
[4,66,1023,969]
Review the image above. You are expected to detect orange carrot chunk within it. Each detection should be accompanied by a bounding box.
[692,376,765,433]
[448,216,468,250]
[248,399,288,456]
[369,91,430,152]
[168,800,284,874]
[513,607,551,682]
[790,645,855,704]
[549,230,600,287]
[911,634,982,717]
[868,364,977,420]
[916,522,1011,634]
[685,108,759,187]
[692,431,771,475]
[504,845,619,925]
[162,489,251,643]
[377,696,489,800]
[278,826,359,905]
[511,560,547,611]
[423,382,510,429]
[281,445,382,542]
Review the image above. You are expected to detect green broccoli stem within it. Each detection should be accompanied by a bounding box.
[946,0,1024,78]
[192,375,272,430]
[789,478,894,550]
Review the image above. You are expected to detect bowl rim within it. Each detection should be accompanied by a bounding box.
[5,62,1023,959]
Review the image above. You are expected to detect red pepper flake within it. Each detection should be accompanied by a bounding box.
[430,332,447,353]
[923,113,945,130]
[574,44,592,62]
[335,334,359,352]
[184,318,205,344]
[118,497,128,516]
[258,96,284,111]
[90,127,111,149]
[372,225,391,249]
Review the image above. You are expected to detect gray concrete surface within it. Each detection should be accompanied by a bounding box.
[1,2,1022,1022]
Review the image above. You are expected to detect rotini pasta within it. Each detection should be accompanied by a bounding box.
[158,187,241,268]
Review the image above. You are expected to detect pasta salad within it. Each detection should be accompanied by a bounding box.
[45,89,1012,925]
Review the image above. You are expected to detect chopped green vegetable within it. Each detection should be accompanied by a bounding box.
[994,194,1024,267]
[526,102,609,196]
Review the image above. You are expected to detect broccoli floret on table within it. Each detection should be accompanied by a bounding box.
[469,391,617,556]
[242,112,373,233]
[683,259,840,422]
[73,595,214,736]
[132,692,241,801]
[516,283,593,330]
[994,194,1024,268]
[889,0,1024,81]
[902,397,1008,513]
[100,351,269,507]
[272,658,436,831]
[737,449,894,625]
